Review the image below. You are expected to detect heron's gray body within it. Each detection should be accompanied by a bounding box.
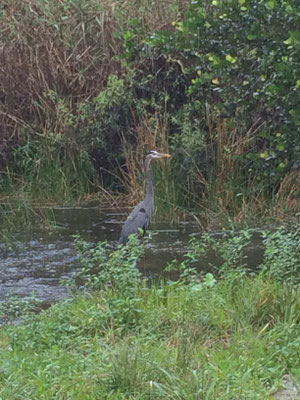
[119,151,170,244]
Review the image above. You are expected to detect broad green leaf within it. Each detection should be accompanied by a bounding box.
[260,152,269,159]
[284,37,292,45]
[266,1,275,9]
[225,54,237,63]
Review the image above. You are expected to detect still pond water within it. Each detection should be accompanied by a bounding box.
[0,207,264,304]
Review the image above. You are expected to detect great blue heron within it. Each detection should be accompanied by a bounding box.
[119,150,171,244]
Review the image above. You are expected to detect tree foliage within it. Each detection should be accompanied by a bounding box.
[140,0,300,191]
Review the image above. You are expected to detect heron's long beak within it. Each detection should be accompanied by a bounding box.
[158,152,171,158]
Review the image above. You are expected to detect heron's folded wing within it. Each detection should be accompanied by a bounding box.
[119,206,151,243]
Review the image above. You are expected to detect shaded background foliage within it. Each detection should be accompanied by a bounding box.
[0,0,299,216]
[137,0,300,203]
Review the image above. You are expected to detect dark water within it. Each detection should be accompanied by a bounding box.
[0,207,264,304]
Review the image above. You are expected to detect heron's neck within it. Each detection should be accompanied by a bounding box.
[145,158,154,201]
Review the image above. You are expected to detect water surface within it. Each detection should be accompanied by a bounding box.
[0,207,264,304]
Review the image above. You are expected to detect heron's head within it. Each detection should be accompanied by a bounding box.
[147,150,171,160]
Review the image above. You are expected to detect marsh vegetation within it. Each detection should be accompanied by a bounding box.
[0,0,299,230]
[0,1,300,398]
[0,228,300,398]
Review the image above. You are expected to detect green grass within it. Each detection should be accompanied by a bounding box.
[1,229,300,399]
[0,275,300,398]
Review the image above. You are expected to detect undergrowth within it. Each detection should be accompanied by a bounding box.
[0,227,300,398]
[0,0,299,229]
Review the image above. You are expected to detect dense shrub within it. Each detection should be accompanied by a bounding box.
[139,0,300,196]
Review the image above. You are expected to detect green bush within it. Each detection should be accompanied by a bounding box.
[261,225,300,283]
[140,0,300,195]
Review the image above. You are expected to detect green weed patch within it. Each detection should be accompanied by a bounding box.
[1,228,300,398]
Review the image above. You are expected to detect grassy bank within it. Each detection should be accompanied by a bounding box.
[0,228,300,399]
